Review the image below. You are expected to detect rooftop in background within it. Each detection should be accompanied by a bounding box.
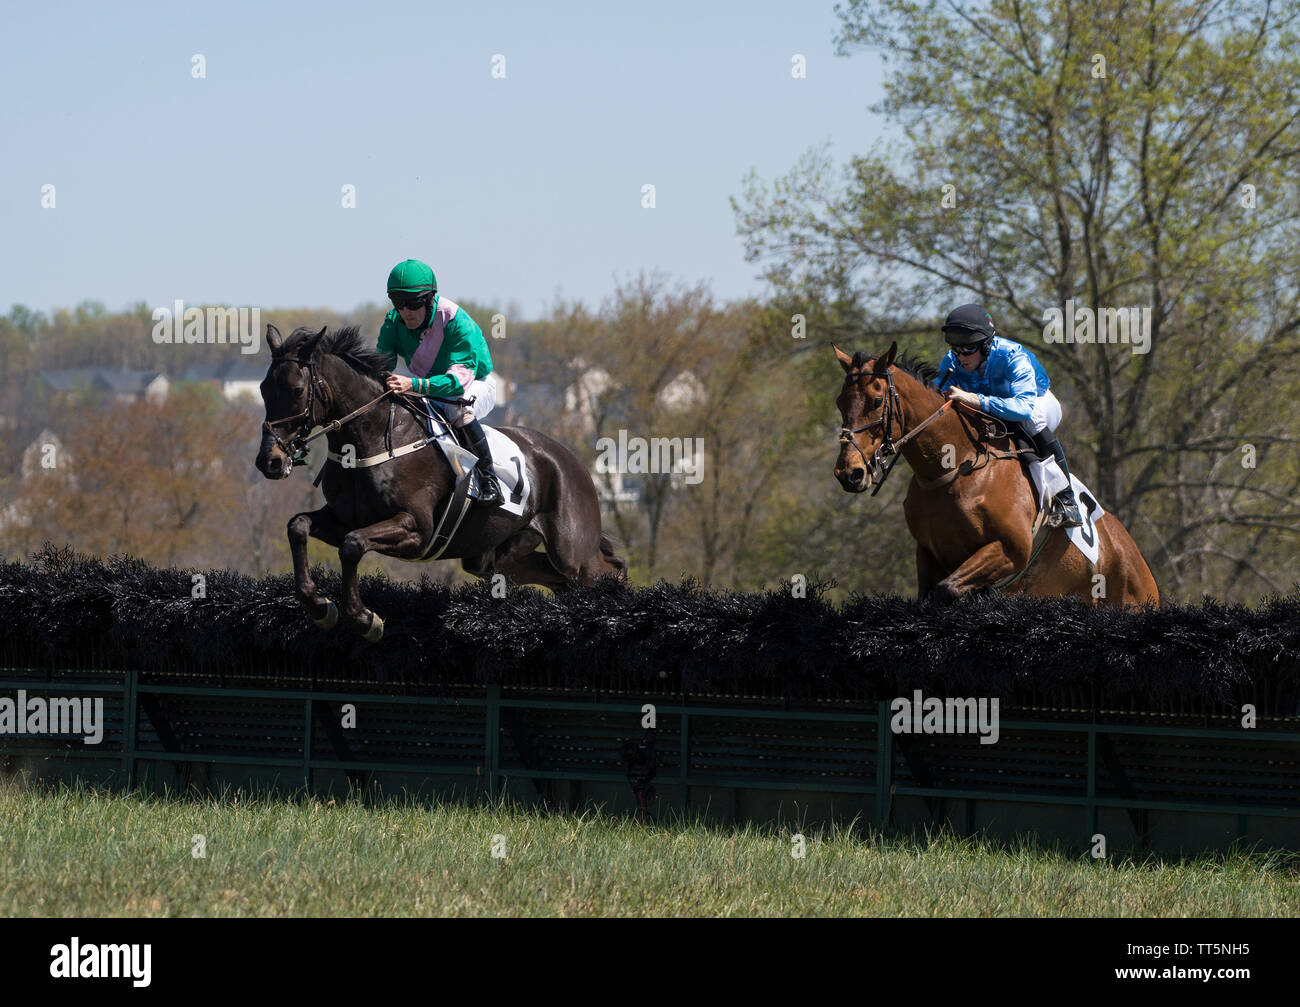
[39,368,167,398]
[181,361,267,383]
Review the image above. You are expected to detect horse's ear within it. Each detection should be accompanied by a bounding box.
[266,323,283,355]
[833,344,854,373]
[300,325,329,361]
[880,341,898,369]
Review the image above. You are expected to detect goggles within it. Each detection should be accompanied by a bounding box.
[390,291,433,311]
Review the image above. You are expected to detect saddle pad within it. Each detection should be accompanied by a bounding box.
[417,399,530,517]
[1025,458,1105,566]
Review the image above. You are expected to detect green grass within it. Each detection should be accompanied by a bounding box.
[0,783,1296,916]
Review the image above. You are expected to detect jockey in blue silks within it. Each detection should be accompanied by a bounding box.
[935,303,1083,528]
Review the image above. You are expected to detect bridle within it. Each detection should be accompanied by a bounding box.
[838,365,966,496]
[838,367,906,496]
[261,356,330,473]
[261,354,393,476]
[261,353,463,477]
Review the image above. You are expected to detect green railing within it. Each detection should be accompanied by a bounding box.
[1,669,1297,852]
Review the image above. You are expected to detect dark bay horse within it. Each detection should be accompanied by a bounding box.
[255,323,625,639]
[832,342,1159,606]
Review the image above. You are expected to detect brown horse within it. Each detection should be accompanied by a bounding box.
[255,324,626,639]
[833,342,1159,606]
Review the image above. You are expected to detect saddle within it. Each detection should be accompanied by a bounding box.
[941,406,1105,583]
[1007,425,1037,456]
[949,410,1073,531]
[964,409,1036,456]
[405,394,531,520]
[408,394,473,446]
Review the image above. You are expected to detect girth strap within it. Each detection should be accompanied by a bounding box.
[419,469,475,561]
[990,507,1052,590]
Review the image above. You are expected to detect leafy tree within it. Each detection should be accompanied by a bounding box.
[735,0,1300,599]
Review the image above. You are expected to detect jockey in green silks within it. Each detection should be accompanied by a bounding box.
[378,258,504,507]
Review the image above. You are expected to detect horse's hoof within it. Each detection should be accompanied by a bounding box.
[363,613,384,642]
[928,583,960,605]
[313,600,338,630]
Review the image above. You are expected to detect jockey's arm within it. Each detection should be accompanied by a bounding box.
[976,352,1038,422]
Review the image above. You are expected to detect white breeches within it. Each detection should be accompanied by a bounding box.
[1020,390,1062,437]
[448,374,497,427]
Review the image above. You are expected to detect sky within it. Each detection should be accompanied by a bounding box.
[0,0,890,319]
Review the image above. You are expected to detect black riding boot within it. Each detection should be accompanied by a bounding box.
[1030,431,1083,528]
[460,418,504,507]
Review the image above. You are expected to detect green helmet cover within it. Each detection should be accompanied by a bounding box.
[387,259,437,294]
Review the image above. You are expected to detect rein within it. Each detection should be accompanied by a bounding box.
[838,367,1030,495]
[261,355,462,475]
[912,407,1029,490]
[838,367,954,496]
[261,355,365,473]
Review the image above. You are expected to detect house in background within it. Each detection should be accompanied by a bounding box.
[492,371,513,408]
[180,360,268,401]
[0,429,72,534]
[504,368,641,509]
[39,368,169,404]
[657,370,706,412]
[20,429,69,481]
[501,379,559,429]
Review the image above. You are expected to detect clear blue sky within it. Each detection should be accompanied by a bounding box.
[0,1,887,318]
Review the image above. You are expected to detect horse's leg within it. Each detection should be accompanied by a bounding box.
[931,541,1021,603]
[461,530,541,583]
[598,535,627,580]
[337,512,425,641]
[529,507,620,587]
[915,545,946,602]
[1095,514,1161,606]
[469,529,573,591]
[496,550,571,592]
[288,507,349,627]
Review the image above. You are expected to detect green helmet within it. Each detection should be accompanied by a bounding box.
[386,259,437,295]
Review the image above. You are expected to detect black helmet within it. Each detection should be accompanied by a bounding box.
[942,303,996,347]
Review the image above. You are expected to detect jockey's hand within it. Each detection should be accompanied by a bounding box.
[385,373,413,394]
[946,388,979,407]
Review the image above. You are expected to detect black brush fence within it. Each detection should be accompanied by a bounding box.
[0,545,1297,856]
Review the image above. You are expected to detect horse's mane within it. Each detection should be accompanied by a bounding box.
[285,325,392,381]
[849,349,940,390]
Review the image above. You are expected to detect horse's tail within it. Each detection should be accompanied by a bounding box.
[599,533,628,580]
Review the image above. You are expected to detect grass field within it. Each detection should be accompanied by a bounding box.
[1,783,1297,917]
